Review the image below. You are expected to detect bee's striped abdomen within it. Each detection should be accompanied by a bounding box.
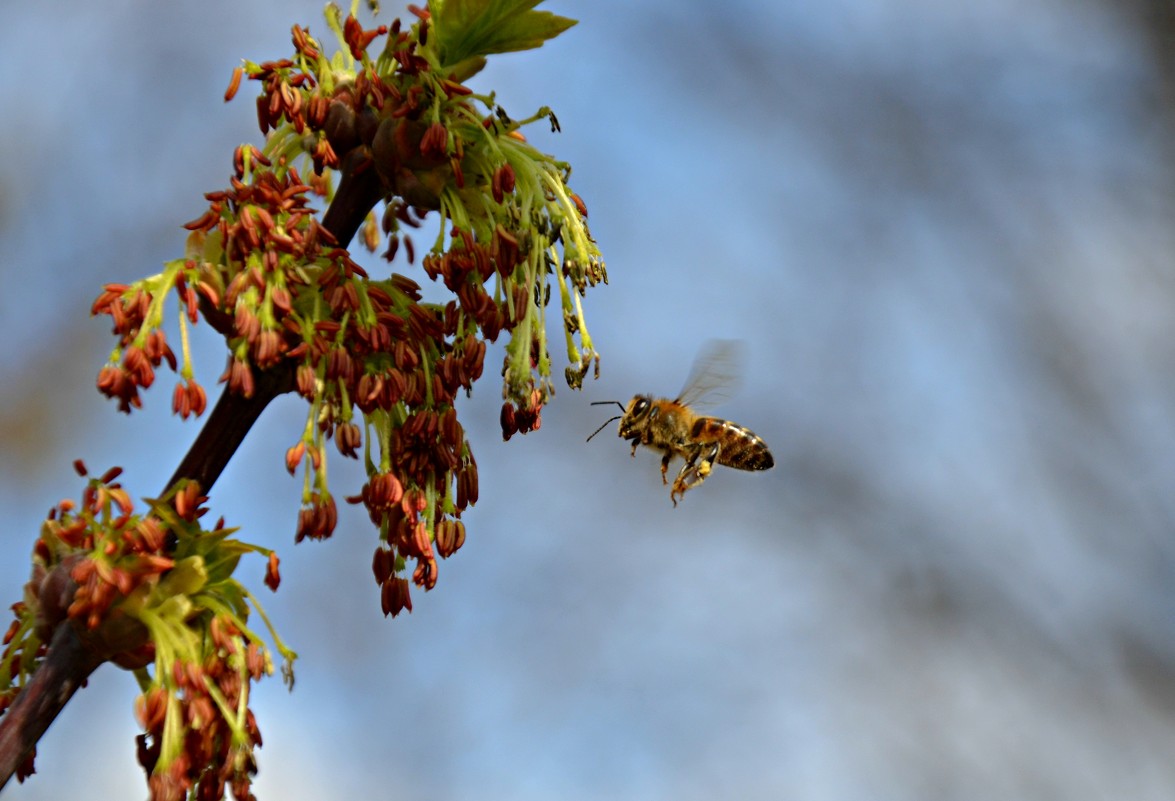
[691,418,774,471]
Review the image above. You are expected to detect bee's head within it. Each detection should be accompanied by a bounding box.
[618,395,654,438]
[586,395,651,443]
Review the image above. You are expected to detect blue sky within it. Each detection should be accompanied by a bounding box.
[3,1,1175,799]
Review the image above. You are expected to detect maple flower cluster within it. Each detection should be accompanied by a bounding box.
[90,3,603,616]
[1,463,291,801]
[3,2,597,798]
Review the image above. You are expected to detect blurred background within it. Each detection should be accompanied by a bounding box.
[3,0,1175,798]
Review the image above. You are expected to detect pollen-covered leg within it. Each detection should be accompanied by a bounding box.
[670,443,720,506]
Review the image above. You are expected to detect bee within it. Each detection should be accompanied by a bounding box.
[587,341,774,505]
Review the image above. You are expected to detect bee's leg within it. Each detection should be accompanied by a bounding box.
[628,438,639,458]
[670,443,720,506]
[660,452,672,485]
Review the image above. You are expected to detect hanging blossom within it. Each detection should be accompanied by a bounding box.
[90,0,604,617]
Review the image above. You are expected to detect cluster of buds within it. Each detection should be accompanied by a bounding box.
[134,625,267,801]
[90,1,603,617]
[0,463,292,799]
[500,389,544,441]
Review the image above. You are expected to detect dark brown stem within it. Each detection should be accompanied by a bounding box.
[321,150,385,247]
[0,149,386,789]
[0,623,104,792]
[163,363,293,494]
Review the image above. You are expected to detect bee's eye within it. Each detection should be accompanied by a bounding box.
[633,398,648,414]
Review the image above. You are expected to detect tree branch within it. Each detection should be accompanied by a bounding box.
[0,151,386,789]
[0,623,103,792]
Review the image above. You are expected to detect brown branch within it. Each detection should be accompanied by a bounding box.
[0,622,103,792]
[163,362,294,494]
[0,150,386,790]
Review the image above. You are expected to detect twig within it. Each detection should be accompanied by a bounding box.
[0,151,385,789]
[0,623,104,791]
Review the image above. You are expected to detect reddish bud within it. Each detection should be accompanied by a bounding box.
[335,422,361,458]
[296,363,317,398]
[264,552,281,591]
[372,547,394,585]
[492,164,515,204]
[187,381,207,417]
[285,442,305,475]
[500,402,517,441]
[435,519,466,558]
[368,472,404,509]
[225,66,243,102]
[380,576,412,617]
[420,122,448,160]
[570,192,588,218]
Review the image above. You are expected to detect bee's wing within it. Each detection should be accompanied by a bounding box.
[675,339,745,409]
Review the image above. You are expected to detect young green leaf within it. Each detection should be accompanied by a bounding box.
[431,0,577,71]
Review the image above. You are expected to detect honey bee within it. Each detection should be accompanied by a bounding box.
[587,341,774,505]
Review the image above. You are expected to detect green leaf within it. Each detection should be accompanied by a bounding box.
[431,0,577,71]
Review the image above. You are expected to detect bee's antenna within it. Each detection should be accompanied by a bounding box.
[585,399,625,443]
[586,415,623,442]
